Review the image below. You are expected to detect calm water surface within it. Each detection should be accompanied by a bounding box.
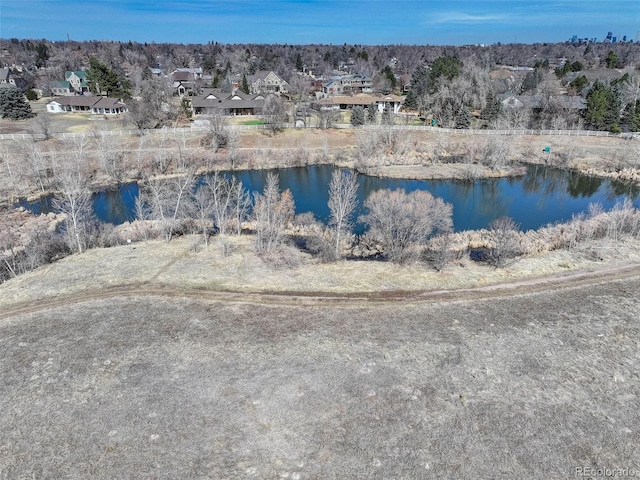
[20,165,640,233]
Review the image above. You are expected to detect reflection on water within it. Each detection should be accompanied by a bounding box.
[18,165,640,232]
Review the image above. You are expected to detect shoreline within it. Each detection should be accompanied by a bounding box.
[6,156,639,209]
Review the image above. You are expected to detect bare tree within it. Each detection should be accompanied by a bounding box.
[252,172,295,254]
[188,184,215,246]
[359,189,453,263]
[126,98,157,132]
[29,114,53,140]
[19,141,51,193]
[490,107,531,130]
[261,94,286,134]
[312,106,341,129]
[201,110,234,152]
[328,169,358,260]
[487,216,521,267]
[205,172,234,235]
[93,130,125,182]
[138,170,196,242]
[229,178,252,235]
[127,76,173,132]
[52,167,94,253]
[424,232,455,271]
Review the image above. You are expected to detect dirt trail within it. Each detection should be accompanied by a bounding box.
[2,261,638,322]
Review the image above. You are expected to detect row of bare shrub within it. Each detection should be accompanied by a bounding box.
[435,200,640,270]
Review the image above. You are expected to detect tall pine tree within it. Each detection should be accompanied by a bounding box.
[241,74,250,94]
[350,105,365,126]
[0,87,35,120]
[86,57,131,98]
[584,81,620,131]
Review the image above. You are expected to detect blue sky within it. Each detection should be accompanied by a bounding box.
[1,0,638,45]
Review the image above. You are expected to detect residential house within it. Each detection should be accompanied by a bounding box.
[174,67,203,79]
[322,74,373,97]
[171,69,200,96]
[0,67,28,91]
[315,93,404,114]
[190,88,265,116]
[249,71,289,95]
[46,96,127,114]
[49,81,72,96]
[65,71,89,93]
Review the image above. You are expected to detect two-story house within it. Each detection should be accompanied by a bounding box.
[322,74,373,97]
[249,71,289,95]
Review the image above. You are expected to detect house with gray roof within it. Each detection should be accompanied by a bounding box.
[322,73,373,96]
[0,67,28,91]
[190,88,265,116]
[46,96,127,114]
[249,71,289,95]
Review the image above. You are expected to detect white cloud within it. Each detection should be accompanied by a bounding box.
[426,12,511,25]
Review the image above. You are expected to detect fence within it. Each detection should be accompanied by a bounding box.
[0,123,633,141]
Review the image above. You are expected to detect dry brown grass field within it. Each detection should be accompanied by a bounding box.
[1,105,639,479]
[1,236,639,479]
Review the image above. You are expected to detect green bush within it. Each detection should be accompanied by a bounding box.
[25,89,39,101]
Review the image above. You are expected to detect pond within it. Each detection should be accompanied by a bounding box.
[18,165,640,233]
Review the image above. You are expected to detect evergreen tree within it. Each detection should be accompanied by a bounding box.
[429,56,463,85]
[585,81,608,129]
[202,55,217,74]
[357,50,368,61]
[34,42,49,68]
[403,90,418,111]
[367,103,378,124]
[584,81,620,131]
[350,105,365,126]
[180,97,193,119]
[455,106,472,129]
[0,87,35,120]
[521,69,541,93]
[409,64,430,98]
[381,65,397,90]
[569,75,589,93]
[86,57,131,98]
[221,75,233,93]
[241,74,250,94]
[481,91,501,121]
[605,50,619,69]
[141,66,152,80]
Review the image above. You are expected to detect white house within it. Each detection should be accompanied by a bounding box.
[46,96,127,114]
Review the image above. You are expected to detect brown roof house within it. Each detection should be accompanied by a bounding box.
[316,93,404,114]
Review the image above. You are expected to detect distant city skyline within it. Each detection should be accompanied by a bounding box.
[1,0,638,45]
